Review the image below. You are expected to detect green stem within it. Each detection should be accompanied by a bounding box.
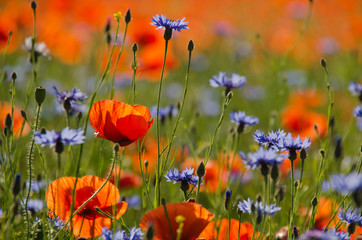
[204,92,232,166]
[24,103,41,239]
[288,160,294,239]
[155,39,169,207]
[196,176,202,203]
[110,22,129,100]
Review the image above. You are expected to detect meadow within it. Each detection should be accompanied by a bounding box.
[0,0,361,239]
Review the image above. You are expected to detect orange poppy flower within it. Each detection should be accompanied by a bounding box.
[89,100,154,146]
[199,218,254,240]
[140,202,214,240]
[0,102,30,137]
[109,166,142,189]
[45,175,128,238]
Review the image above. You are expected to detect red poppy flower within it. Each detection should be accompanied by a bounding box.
[89,100,154,146]
[140,202,214,240]
[109,166,142,190]
[0,102,30,137]
[45,175,128,238]
[199,218,254,240]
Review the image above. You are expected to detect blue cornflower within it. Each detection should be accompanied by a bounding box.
[322,173,362,195]
[126,195,141,209]
[338,208,362,226]
[240,147,286,170]
[150,14,188,32]
[34,127,85,149]
[300,229,340,240]
[209,72,247,95]
[327,229,350,240]
[253,129,286,150]
[165,167,198,186]
[22,199,43,213]
[348,82,362,97]
[237,198,281,217]
[150,104,178,123]
[53,86,87,115]
[282,133,311,161]
[230,111,259,133]
[101,227,144,240]
[48,216,67,231]
[354,105,362,117]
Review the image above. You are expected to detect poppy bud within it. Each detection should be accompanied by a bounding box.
[225,189,232,210]
[5,113,12,130]
[31,1,37,10]
[311,197,318,207]
[12,173,21,197]
[11,72,17,81]
[334,135,342,159]
[55,140,64,154]
[271,163,279,181]
[125,9,131,24]
[164,28,172,41]
[294,180,299,188]
[35,87,46,106]
[260,162,269,177]
[114,144,120,153]
[320,150,325,158]
[144,160,149,168]
[180,180,189,192]
[21,110,28,121]
[187,40,194,52]
[161,198,166,206]
[196,161,205,178]
[275,186,285,203]
[146,225,154,240]
[104,18,111,33]
[132,43,138,53]
[300,149,307,160]
[321,58,327,68]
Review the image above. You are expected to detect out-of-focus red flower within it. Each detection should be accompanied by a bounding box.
[89,100,154,146]
[199,218,254,239]
[109,165,142,189]
[282,90,327,142]
[46,175,128,238]
[140,202,213,240]
[0,102,29,137]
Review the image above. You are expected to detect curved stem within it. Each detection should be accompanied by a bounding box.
[288,160,295,239]
[53,145,119,240]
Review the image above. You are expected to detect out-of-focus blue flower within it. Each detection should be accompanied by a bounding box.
[102,227,144,240]
[26,179,46,193]
[0,208,3,218]
[253,129,286,150]
[282,133,311,151]
[34,127,85,148]
[240,147,286,169]
[126,195,141,209]
[322,173,362,195]
[348,82,362,97]
[165,167,198,185]
[150,104,178,121]
[53,86,87,115]
[281,69,307,87]
[48,216,67,230]
[300,229,340,240]
[230,111,259,133]
[338,208,362,226]
[150,14,188,32]
[316,37,339,55]
[242,85,265,100]
[237,198,281,217]
[354,106,362,117]
[327,229,350,240]
[209,72,246,92]
[22,199,43,212]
